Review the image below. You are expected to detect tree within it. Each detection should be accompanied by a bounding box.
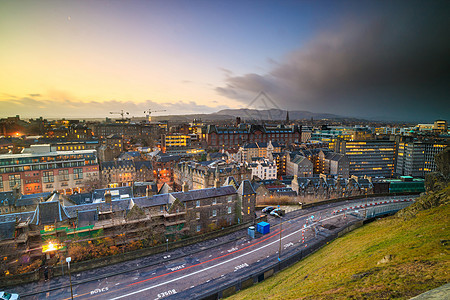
[83,176,104,192]
[435,146,450,180]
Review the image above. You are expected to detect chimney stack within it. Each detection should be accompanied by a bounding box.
[214,178,221,188]
[105,191,112,204]
[182,182,189,193]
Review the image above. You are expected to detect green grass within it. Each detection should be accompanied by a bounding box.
[228,198,450,299]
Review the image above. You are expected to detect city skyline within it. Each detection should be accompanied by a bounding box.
[1,0,449,121]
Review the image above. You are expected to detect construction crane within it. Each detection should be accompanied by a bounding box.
[144,109,166,122]
[110,110,129,120]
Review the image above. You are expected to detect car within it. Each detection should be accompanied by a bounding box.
[0,291,20,300]
[270,208,284,217]
[262,206,275,213]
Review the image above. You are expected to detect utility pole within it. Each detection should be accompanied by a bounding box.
[66,257,73,300]
[278,205,282,263]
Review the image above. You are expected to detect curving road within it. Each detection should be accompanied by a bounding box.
[14,195,416,300]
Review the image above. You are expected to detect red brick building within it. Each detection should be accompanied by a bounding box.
[205,124,301,148]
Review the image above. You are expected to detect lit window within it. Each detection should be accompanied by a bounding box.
[228,207,232,214]
[212,209,217,217]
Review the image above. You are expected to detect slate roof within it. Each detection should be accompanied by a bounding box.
[223,176,238,189]
[30,201,71,225]
[291,155,309,164]
[122,151,141,157]
[69,193,93,205]
[134,181,158,194]
[325,152,346,161]
[77,209,98,227]
[135,160,152,170]
[237,180,256,195]
[16,192,52,207]
[0,221,16,240]
[93,187,132,202]
[243,143,258,149]
[64,199,132,217]
[132,196,169,207]
[0,192,14,206]
[152,186,236,203]
[357,178,373,188]
[101,160,135,170]
[154,154,181,163]
[0,212,34,224]
[158,183,173,194]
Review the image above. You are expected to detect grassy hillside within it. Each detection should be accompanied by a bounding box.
[229,187,450,299]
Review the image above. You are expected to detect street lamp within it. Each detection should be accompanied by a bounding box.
[278,205,282,262]
[66,257,74,300]
[166,238,169,252]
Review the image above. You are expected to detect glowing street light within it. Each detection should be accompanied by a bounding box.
[66,257,74,300]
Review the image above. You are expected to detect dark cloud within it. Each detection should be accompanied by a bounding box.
[217,4,450,122]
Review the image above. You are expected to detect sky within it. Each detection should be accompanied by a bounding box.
[0,0,449,122]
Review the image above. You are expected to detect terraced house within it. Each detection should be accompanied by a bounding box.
[291,175,374,202]
[0,180,255,276]
[173,160,252,191]
[101,160,153,187]
[205,124,301,148]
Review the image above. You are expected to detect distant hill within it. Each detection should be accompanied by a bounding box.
[151,108,343,122]
[214,108,342,121]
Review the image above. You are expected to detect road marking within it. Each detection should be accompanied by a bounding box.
[157,289,176,298]
[90,287,109,295]
[62,197,415,300]
[168,264,185,272]
[234,263,249,271]
[111,213,348,299]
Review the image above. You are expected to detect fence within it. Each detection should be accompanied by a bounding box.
[0,216,267,289]
[188,200,414,300]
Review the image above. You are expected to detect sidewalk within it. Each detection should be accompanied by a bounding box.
[7,225,253,297]
[410,283,450,300]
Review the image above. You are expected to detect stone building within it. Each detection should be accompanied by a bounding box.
[101,160,153,187]
[286,154,314,177]
[173,160,252,191]
[318,150,350,178]
[204,124,301,148]
[239,141,281,163]
[291,175,373,202]
[0,181,255,275]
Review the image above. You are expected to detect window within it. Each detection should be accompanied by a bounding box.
[196,200,200,207]
[227,196,232,203]
[196,224,201,232]
[228,207,232,214]
[212,209,217,217]
[59,169,69,181]
[160,205,165,213]
[212,199,217,205]
[9,174,20,188]
[196,212,200,220]
[0,180,2,189]
[74,168,83,179]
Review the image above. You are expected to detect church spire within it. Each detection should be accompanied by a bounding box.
[286,110,290,124]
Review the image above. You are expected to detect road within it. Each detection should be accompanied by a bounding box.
[13,195,416,300]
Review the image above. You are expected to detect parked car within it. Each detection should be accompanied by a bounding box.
[270,208,284,217]
[0,291,20,300]
[262,206,275,213]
